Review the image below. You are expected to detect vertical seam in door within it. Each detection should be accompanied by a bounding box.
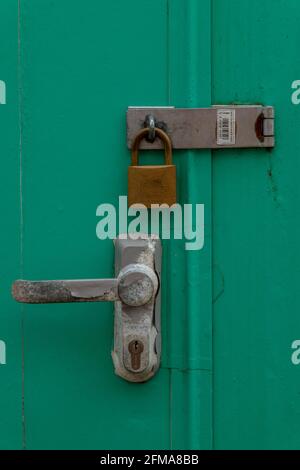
[185,0,213,450]
[166,0,170,105]
[17,0,26,450]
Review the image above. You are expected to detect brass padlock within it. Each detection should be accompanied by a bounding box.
[128,128,176,207]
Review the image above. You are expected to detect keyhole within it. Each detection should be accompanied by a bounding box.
[128,340,144,371]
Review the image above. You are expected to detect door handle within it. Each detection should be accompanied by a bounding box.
[13,264,157,307]
[12,235,162,382]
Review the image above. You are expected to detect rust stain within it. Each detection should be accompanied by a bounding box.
[267,155,280,207]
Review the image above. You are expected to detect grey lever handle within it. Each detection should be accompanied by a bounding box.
[12,279,119,304]
[12,264,158,307]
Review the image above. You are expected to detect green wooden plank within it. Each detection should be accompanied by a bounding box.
[212,0,300,450]
[20,0,170,450]
[0,0,23,450]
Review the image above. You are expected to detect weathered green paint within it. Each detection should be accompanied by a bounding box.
[1,0,300,450]
[212,0,300,450]
[0,0,23,450]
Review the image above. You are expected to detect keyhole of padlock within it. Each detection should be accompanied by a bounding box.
[128,340,144,371]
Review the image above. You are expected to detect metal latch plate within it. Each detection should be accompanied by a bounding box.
[127,106,275,149]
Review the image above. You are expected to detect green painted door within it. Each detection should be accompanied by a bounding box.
[0,0,300,450]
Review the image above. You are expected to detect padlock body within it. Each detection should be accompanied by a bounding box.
[128,165,176,208]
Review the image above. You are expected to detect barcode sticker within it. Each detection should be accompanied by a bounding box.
[217,109,236,145]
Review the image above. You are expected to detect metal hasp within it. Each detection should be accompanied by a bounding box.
[12,235,162,383]
[127,106,275,149]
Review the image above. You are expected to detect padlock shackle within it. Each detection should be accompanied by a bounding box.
[131,128,173,166]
